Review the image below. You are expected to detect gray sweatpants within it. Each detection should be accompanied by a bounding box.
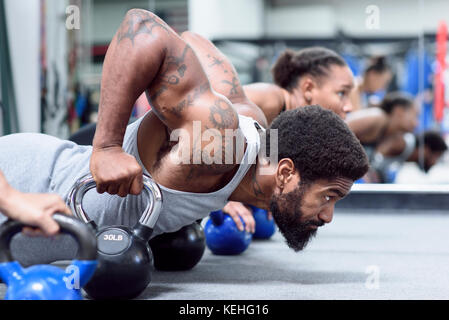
[0,133,145,266]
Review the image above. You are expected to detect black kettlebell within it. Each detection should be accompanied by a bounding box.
[149,222,206,271]
[67,174,163,300]
[0,214,97,300]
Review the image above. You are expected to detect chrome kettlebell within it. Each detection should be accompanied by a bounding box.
[67,173,162,300]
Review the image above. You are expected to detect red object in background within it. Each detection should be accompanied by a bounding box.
[92,45,109,57]
[134,93,152,118]
[435,21,447,123]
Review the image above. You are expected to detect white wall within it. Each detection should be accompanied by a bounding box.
[91,0,188,44]
[334,0,445,37]
[92,0,148,44]
[267,4,335,37]
[189,0,264,39]
[188,0,449,39]
[4,0,41,133]
[267,0,449,38]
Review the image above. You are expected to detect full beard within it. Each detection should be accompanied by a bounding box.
[270,186,318,252]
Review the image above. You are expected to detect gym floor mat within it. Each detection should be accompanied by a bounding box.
[2,211,448,300]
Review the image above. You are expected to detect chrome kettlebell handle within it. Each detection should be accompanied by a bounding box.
[67,174,163,229]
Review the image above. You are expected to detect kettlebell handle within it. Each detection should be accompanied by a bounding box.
[0,213,97,263]
[67,173,163,229]
[210,210,224,226]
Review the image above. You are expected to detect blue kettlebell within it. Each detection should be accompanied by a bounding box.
[204,210,252,255]
[249,205,276,239]
[0,214,97,300]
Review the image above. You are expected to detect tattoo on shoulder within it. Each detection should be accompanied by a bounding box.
[222,76,240,96]
[150,85,168,102]
[207,54,224,68]
[152,45,191,89]
[161,45,190,84]
[117,9,169,45]
[208,99,237,130]
[207,54,231,74]
[168,82,209,118]
[205,54,240,96]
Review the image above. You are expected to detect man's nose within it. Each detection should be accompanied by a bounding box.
[318,206,334,224]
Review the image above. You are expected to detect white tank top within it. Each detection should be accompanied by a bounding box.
[122,112,261,236]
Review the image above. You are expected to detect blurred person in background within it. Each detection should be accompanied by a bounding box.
[350,56,393,111]
[361,130,447,183]
[347,91,419,162]
[243,47,355,123]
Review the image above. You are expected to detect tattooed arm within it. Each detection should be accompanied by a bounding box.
[181,31,268,128]
[91,9,239,196]
[94,9,176,150]
[91,9,170,196]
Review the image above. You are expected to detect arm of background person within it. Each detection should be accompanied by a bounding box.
[346,108,387,143]
[243,83,288,125]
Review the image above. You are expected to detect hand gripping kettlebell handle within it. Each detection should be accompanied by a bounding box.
[66,173,163,230]
[0,213,97,263]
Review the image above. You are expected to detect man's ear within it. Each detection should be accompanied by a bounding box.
[300,77,317,105]
[275,158,297,190]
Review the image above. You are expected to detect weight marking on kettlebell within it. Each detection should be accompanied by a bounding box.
[103,234,124,241]
[97,229,131,255]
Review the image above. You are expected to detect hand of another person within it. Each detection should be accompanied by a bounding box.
[2,188,71,236]
[223,201,255,233]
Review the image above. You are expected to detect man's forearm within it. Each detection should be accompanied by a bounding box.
[93,104,133,149]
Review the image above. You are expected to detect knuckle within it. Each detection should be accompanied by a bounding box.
[118,190,127,197]
[242,210,251,217]
[134,166,143,174]
[52,195,63,203]
[228,210,237,217]
[33,212,45,224]
[97,186,106,194]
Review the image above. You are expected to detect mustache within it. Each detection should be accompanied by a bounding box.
[303,219,325,228]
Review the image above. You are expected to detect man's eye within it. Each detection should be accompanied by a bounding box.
[325,195,331,201]
[338,91,346,98]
